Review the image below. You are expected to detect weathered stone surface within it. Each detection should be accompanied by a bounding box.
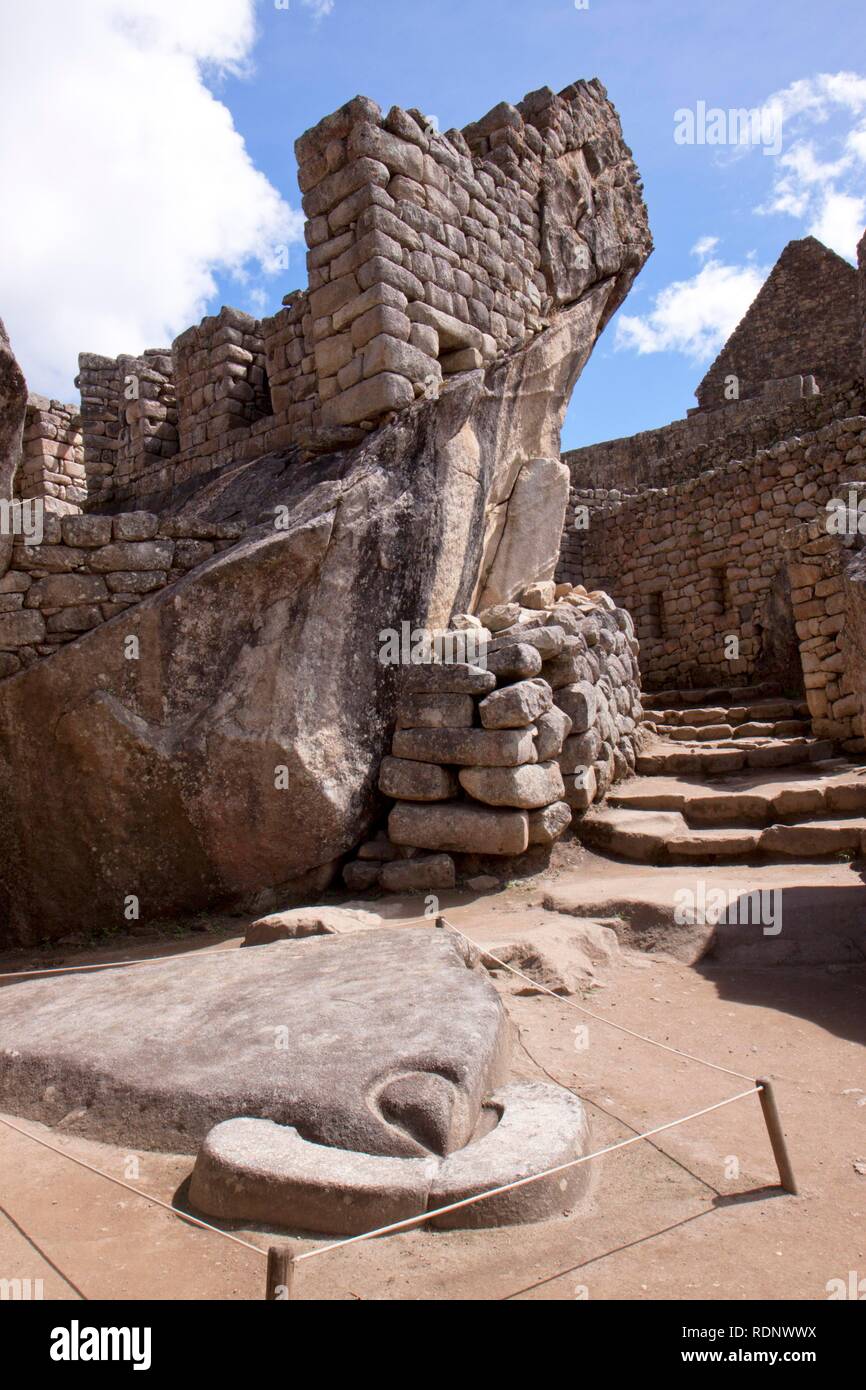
[189,1080,589,1235]
[378,754,459,800]
[490,622,565,660]
[402,662,494,696]
[343,860,381,891]
[379,853,455,891]
[485,641,543,682]
[392,725,537,767]
[0,609,45,648]
[478,602,521,632]
[0,927,509,1157]
[27,573,108,607]
[113,512,159,542]
[389,800,529,854]
[61,515,112,548]
[476,458,571,610]
[562,765,597,811]
[459,760,565,809]
[396,693,475,729]
[243,906,382,945]
[555,680,598,732]
[521,580,556,610]
[87,540,174,572]
[527,799,572,844]
[534,705,572,760]
[428,1081,591,1228]
[190,1117,438,1237]
[479,677,553,729]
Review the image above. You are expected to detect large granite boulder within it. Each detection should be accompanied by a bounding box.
[0,927,510,1156]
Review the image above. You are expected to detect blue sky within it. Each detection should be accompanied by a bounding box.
[2,0,865,449]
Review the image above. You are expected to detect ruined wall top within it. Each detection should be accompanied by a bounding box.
[694,236,860,410]
[75,79,651,511]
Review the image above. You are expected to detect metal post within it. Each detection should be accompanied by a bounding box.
[266,1245,296,1300]
[756,1078,799,1195]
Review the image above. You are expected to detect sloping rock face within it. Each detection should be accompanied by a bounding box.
[0,89,650,944]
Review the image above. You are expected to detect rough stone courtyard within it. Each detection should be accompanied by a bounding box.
[2,21,866,1321]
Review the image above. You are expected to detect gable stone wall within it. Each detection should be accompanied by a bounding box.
[694,237,860,410]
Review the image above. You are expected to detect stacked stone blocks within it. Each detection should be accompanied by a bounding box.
[343,581,644,891]
[0,511,243,679]
[17,396,85,513]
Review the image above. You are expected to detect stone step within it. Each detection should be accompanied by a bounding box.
[609,764,866,827]
[579,804,866,864]
[635,739,835,777]
[640,681,783,711]
[644,699,810,727]
[651,718,812,742]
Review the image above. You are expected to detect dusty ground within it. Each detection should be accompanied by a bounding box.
[1,844,865,1302]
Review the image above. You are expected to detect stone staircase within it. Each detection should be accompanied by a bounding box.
[580,681,866,864]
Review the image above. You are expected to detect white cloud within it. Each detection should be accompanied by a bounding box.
[691,235,720,260]
[301,0,335,15]
[615,258,768,361]
[808,190,866,257]
[755,70,866,259]
[0,0,304,401]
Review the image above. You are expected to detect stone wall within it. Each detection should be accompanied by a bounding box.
[559,415,866,691]
[16,395,85,514]
[76,350,179,509]
[782,511,865,751]
[694,238,860,410]
[174,308,271,454]
[562,379,866,492]
[73,79,647,509]
[0,510,243,679]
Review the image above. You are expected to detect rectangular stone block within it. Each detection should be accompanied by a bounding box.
[362,335,439,383]
[402,663,493,696]
[396,694,475,729]
[391,726,537,767]
[60,515,112,547]
[321,372,415,427]
[88,540,175,572]
[0,610,46,648]
[350,305,412,350]
[389,800,529,855]
[379,755,459,802]
[332,281,409,333]
[27,574,109,607]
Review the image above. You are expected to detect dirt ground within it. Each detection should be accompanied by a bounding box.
[1,845,865,1302]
